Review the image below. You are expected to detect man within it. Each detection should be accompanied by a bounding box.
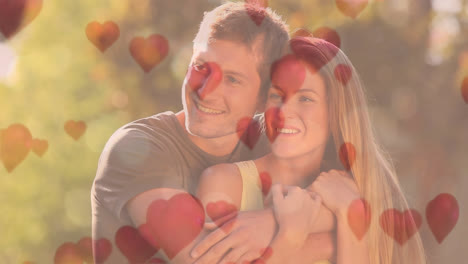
[92,2,334,263]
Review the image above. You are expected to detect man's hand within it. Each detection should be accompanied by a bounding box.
[191,209,277,264]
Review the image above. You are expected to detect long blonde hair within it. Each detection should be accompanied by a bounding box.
[289,37,426,264]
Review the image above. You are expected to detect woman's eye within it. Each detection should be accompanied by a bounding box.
[193,63,206,72]
[299,96,314,102]
[269,93,281,99]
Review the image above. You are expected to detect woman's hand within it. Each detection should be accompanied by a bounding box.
[271,184,322,245]
[309,169,361,218]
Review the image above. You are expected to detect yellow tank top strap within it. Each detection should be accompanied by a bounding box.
[234,160,264,211]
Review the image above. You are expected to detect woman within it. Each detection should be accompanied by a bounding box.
[197,37,426,264]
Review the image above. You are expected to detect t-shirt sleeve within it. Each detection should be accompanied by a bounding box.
[92,127,184,221]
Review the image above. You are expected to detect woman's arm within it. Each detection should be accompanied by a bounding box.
[310,170,370,264]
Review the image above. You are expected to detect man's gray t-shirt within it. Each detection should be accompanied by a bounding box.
[91,111,268,262]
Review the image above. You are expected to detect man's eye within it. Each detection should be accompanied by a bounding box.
[226,75,240,84]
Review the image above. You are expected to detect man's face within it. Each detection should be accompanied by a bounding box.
[182,39,262,139]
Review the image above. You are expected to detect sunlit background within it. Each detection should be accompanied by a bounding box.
[0,0,467,263]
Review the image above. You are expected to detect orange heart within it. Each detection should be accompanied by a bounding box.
[259,172,272,196]
[0,124,32,172]
[292,28,313,38]
[64,120,86,140]
[31,138,48,157]
[0,0,43,39]
[347,199,371,240]
[339,142,356,171]
[379,209,422,245]
[335,0,368,19]
[461,76,468,104]
[129,34,169,73]
[54,242,83,264]
[85,21,120,52]
[312,27,341,49]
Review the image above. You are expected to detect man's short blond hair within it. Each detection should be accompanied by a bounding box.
[193,2,289,105]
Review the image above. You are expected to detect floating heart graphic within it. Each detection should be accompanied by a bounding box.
[259,172,272,196]
[31,138,48,157]
[426,193,459,243]
[129,34,169,73]
[252,247,273,264]
[461,76,468,104]
[290,37,340,73]
[0,0,42,39]
[85,21,120,52]
[147,258,166,264]
[245,0,268,26]
[312,27,341,48]
[64,120,86,140]
[292,28,313,38]
[76,237,94,263]
[347,199,371,240]
[92,237,112,264]
[115,225,158,264]
[54,242,84,264]
[236,117,261,149]
[144,193,205,259]
[271,54,306,95]
[379,209,422,245]
[206,200,238,223]
[336,0,368,19]
[334,64,352,86]
[339,142,356,171]
[0,124,32,172]
[264,107,284,143]
[187,61,223,100]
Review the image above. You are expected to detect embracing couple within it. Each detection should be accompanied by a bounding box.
[92,2,426,264]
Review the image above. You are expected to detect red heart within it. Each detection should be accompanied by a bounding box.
[334,64,352,86]
[85,21,120,52]
[461,76,468,104]
[0,124,32,172]
[236,117,261,149]
[339,142,356,171]
[144,193,205,259]
[187,62,223,100]
[54,242,84,264]
[206,200,238,223]
[312,27,341,49]
[31,138,48,157]
[115,225,158,263]
[64,120,86,140]
[347,199,371,240]
[92,237,112,264]
[335,0,368,19]
[264,107,284,143]
[259,172,272,196]
[245,0,268,26]
[426,193,459,243]
[0,0,42,39]
[129,34,169,73]
[379,209,422,245]
[147,258,166,263]
[271,54,306,95]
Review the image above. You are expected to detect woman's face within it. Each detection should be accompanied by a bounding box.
[265,60,329,160]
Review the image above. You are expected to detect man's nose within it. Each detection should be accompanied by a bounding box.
[197,62,223,100]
